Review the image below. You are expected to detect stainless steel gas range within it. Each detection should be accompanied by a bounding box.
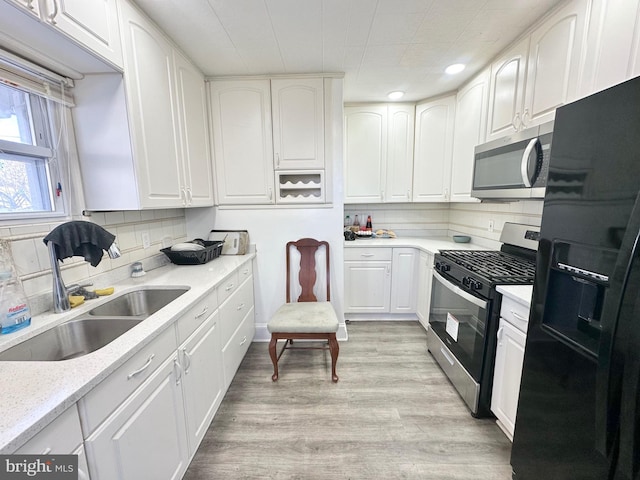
[427,223,539,418]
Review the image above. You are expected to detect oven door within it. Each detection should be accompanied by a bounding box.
[429,271,490,381]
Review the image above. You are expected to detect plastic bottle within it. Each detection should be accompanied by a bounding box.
[0,272,31,334]
[344,215,351,228]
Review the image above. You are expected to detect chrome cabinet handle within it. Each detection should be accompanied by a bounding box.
[513,112,521,131]
[361,253,374,257]
[48,0,59,24]
[275,153,280,166]
[440,347,455,366]
[182,348,191,374]
[497,326,505,346]
[237,302,245,311]
[127,354,155,380]
[194,306,209,319]
[239,336,247,346]
[225,283,234,291]
[41,447,52,455]
[511,310,528,322]
[521,108,530,127]
[174,358,183,385]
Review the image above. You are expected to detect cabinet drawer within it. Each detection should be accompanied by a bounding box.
[237,262,253,282]
[344,247,392,261]
[500,296,530,334]
[15,404,83,454]
[222,306,255,389]
[176,287,218,344]
[78,326,177,435]
[217,271,239,305]
[219,276,254,347]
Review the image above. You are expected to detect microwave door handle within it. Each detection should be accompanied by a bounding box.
[433,271,488,309]
[520,138,538,187]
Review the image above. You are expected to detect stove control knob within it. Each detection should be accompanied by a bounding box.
[438,262,451,272]
[463,277,483,290]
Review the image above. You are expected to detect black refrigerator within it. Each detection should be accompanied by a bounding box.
[511,75,640,480]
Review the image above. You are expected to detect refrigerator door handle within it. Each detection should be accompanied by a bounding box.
[595,191,640,462]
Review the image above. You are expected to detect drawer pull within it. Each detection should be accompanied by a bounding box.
[239,336,247,346]
[182,348,192,374]
[511,310,528,322]
[361,253,374,257]
[127,354,155,380]
[174,358,183,385]
[225,283,235,291]
[440,347,455,366]
[41,447,52,455]
[497,326,505,346]
[242,268,249,275]
[237,303,245,311]
[194,306,209,319]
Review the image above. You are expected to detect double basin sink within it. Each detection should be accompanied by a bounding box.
[0,287,189,362]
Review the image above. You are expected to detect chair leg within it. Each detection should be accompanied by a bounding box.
[329,333,339,383]
[269,336,279,382]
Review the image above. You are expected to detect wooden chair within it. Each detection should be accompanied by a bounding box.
[267,238,339,382]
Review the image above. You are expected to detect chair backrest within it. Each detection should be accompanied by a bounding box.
[286,238,330,303]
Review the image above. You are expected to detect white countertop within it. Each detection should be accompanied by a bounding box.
[497,285,533,307]
[344,236,487,254]
[0,253,255,454]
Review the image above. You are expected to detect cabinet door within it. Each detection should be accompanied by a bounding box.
[524,0,588,127]
[413,96,455,202]
[85,354,189,480]
[578,0,640,97]
[491,319,527,439]
[450,68,489,202]
[120,1,185,208]
[344,105,387,203]
[390,248,418,314]
[486,37,530,141]
[344,261,391,312]
[385,104,415,202]
[209,79,275,205]
[416,251,433,329]
[271,78,324,170]
[180,312,223,455]
[174,51,214,207]
[42,0,123,67]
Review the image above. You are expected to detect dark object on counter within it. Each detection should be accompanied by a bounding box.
[366,215,372,231]
[510,76,640,479]
[344,230,356,241]
[161,240,224,265]
[43,221,115,267]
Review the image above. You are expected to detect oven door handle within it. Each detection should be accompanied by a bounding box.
[433,271,489,310]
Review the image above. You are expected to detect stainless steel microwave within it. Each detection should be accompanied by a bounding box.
[472,121,553,199]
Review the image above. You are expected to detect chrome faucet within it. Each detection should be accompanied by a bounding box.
[46,224,122,313]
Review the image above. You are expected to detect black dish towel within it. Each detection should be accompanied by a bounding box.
[43,221,116,267]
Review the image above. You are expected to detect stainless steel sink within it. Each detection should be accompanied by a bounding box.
[0,317,143,361]
[88,288,188,318]
[0,287,190,361]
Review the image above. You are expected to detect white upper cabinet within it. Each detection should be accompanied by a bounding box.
[413,95,456,202]
[344,105,387,203]
[120,0,184,208]
[271,78,324,170]
[7,0,40,17]
[174,51,214,207]
[578,0,640,97]
[523,0,589,127]
[209,79,275,205]
[486,37,530,141]
[41,0,123,67]
[450,68,489,203]
[385,104,415,202]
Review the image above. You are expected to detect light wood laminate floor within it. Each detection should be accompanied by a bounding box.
[184,321,513,480]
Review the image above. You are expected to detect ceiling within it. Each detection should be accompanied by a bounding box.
[133,0,562,103]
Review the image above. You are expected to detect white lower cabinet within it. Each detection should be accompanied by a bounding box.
[344,247,421,317]
[416,251,434,329]
[344,248,392,313]
[491,295,530,441]
[179,311,223,455]
[84,353,189,480]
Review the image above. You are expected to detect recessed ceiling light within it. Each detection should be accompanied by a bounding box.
[387,91,404,100]
[445,63,466,75]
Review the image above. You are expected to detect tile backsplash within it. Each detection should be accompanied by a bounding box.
[0,209,187,314]
[344,203,450,237]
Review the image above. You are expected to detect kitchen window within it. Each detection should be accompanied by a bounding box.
[0,51,74,222]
